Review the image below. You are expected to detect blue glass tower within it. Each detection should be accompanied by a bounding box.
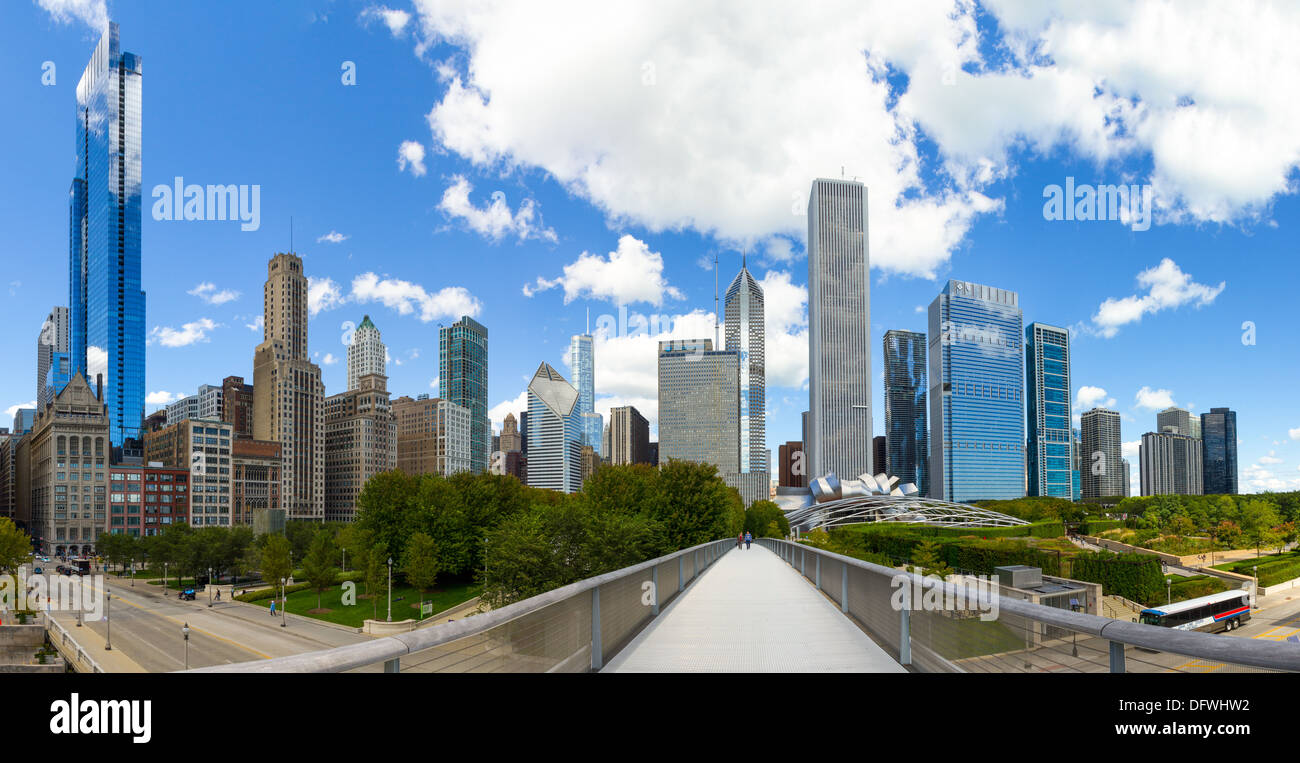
[1025,323,1073,498]
[883,329,928,496]
[927,280,1025,502]
[70,22,145,448]
[440,316,489,473]
[568,333,603,457]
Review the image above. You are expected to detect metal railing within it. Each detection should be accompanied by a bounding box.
[758,538,1300,673]
[188,538,736,673]
[43,612,105,673]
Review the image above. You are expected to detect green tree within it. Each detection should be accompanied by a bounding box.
[1239,499,1281,556]
[364,543,388,620]
[744,500,789,538]
[651,459,737,549]
[402,532,441,597]
[300,531,338,611]
[261,534,293,594]
[481,502,588,607]
[910,539,952,578]
[0,518,32,574]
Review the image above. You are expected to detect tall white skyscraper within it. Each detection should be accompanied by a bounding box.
[37,306,70,408]
[807,178,872,481]
[568,332,603,457]
[725,258,768,493]
[348,315,386,391]
[525,362,584,493]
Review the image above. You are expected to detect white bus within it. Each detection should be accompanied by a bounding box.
[1138,589,1251,633]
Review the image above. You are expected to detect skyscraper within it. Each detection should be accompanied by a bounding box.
[440,316,489,474]
[883,329,928,495]
[392,395,471,477]
[324,373,396,522]
[1200,407,1238,494]
[1080,408,1124,498]
[928,280,1025,502]
[252,253,325,521]
[37,307,70,408]
[499,412,523,454]
[725,258,768,486]
[607,405,651,466]
[1140,431,1203,496]
[525,362,583,493]
[568,333,603,458]
[806,178,872,481]
[347,315,386,392]
[1025,322,1073,498]
[69,23,145,448]
[1156,406,1195,437]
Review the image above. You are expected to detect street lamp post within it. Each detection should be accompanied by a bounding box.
[387,557,393,623]
[1166,577,1172,605]
[104,591,112,651]
[341,548,346,574]
[163,562,168,597]
[280,577,287,628]
[182,623,190,670]
[130,556,134,587]
[208,567,214,608]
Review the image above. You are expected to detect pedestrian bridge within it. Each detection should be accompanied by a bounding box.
[191,538,1300,674]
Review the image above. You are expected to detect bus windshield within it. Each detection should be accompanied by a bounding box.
[1139,612,1163,626]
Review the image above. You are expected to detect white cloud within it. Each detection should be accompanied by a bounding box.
[489,387,530,433]
[360,5,411,36]
[308,277,346,316]
[1289,427,1300,440]
[145,391,183,407]
[1075,385,1117,411]
[317,231,349,244]
[1089,259,1225,338]
[1121,440,1141,460]
[351,272,482,321]
[321,353,338,365]
[188,282,240,305]
[5,401,37,423]
[524,234,683,306]
[757,270,809,389]
[149,318,219,348]
[1259,451,1283,465]
[246,315,265,333]
[438,175,557,243]
[1134,386,1176,411]
[397,140,427,177]
[37,0,107,32]
[590,309,717,431]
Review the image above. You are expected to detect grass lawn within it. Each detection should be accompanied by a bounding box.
[248,578,482,628]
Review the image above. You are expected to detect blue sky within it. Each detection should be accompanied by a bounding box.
[4,0,1300,493]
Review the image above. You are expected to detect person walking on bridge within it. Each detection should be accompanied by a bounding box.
[744,531,752,550]
[737,532,744,549]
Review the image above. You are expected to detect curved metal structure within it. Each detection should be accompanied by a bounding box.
[785,470,1028,531]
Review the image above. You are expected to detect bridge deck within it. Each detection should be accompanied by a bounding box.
[603,543,905,672]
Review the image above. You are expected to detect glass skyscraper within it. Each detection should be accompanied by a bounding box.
[1200,407,1237,494]
[70,22,145,448]
[725,259,767,483]
[439,316,489,474]
[525,362,584,493]
[927,280,1025,502]
[568,333,603,458]
[883,329,927,495]
[1025,323,1073,498]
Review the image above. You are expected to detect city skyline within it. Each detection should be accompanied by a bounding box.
[5,5,1298,497]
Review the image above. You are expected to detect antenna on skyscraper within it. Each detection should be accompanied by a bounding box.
[290,216,294,253]
[586,306,590,336]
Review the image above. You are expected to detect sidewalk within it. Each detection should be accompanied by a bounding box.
[46,610,146,673]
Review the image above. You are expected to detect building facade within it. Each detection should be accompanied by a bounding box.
[347,315,386,392]
[1156,407,1196,437]
[37,307,71,408]
[1200,407,1238,495]
[927,280,1026,503]
[1140,431,1204,496]
[778,441,805,488]
[1080,408,1124,499]
[725,259,768,484]
[568,333,603,458]
[252,253,325,521]
[883,329,928,495]
[1025,323,1073,499]
[806,178,872,481]
[607,405,651,466]
[143,417,233,526]
[525,362,584,493]
[499,412,523,454]
[440,316,489,474]
[221,375,255,439]
[393,395,472,477]
[324,373,396,522]
[69,23,145,449]
[231,437,281,528]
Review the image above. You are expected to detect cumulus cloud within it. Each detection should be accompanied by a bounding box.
[438,175,556,243]
[308,277,346,316]
[1259,451,1283,465]
[188,282,240,305]
[489,387,530,433]
[246,314,265,333]
[1089,258,1225,338]
[360,5,411,36]
[1075,385,1117,411]
[397,140,427,177]
[524,235,683,306]
[351,272,482,321]
[1134,386,1176,411]
[5,401,37,423]
[149,318,219,347]
[317,231,349,244]
[757,270,809,389]
[1121,440,1141,460]
[146,391,183,407]
[37,0,107,32]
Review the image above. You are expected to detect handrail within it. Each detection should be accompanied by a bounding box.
[760,538,1300,672]
[43,612,105,673]
[187,537,735,673]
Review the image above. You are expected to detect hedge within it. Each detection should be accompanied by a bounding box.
[1069,551,1164,605]
[1167,575,1228,603]
[829,528,1064,576]
[234,570,365,603]
[841,520,1064,540]
[1083,519,1123,535]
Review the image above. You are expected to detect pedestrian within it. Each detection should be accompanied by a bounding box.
[737,532,744,549]
[744,531,752,550]
[269,599,276,617]
[215,589,221,602]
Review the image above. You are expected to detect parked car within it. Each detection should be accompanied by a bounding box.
[179,589,197,601]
